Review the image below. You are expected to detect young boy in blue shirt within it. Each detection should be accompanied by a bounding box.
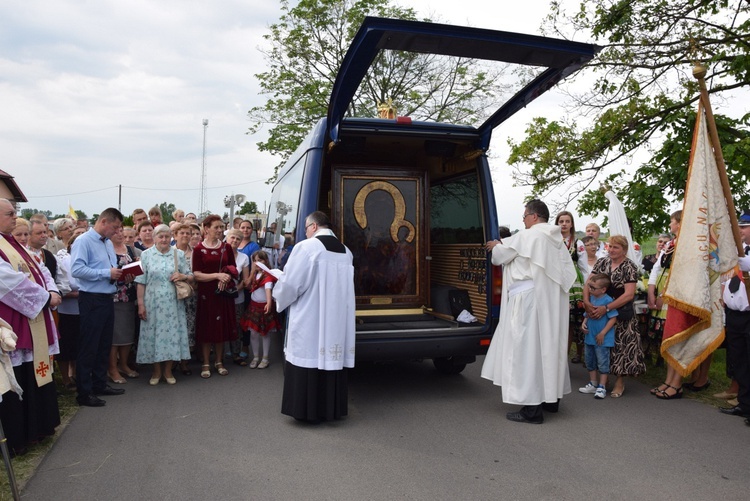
[579,273,618,399]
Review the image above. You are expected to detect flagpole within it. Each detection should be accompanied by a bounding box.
[693,64,744,257]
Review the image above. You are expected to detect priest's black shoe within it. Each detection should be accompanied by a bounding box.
[94,385,125,396]
[506,412,543,424]
[718,405,750,417]
[77,394,106,407]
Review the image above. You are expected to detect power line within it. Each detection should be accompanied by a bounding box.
[29,178,270,198]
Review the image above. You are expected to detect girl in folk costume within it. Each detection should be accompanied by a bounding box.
[240,250,279,369]
[555,211,585,364]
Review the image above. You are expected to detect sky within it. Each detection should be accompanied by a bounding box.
[2,1,742,232]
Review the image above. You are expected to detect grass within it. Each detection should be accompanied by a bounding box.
[0,372,78,501]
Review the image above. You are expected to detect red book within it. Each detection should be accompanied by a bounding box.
[121,261,143,277]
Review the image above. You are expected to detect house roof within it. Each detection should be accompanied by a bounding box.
[0,169,29,203]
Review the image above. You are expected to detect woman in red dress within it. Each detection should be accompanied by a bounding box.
[192,215,237,378]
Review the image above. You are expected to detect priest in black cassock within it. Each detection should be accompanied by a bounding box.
[273,211,355,423]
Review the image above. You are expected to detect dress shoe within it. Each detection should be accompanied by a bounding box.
[94,385,125,396]
[77,394,106,407]
[506,411,543,424]
[719,405,750,417]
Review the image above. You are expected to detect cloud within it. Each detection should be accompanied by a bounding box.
[0,0,614,228]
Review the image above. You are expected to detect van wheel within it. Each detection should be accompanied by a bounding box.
[433,357,467,375]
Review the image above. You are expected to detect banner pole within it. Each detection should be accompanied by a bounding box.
[692,64,744,257]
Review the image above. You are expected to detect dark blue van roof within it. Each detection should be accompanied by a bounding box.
[327,17,600,150]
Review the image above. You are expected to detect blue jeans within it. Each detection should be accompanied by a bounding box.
[584,344,611,374]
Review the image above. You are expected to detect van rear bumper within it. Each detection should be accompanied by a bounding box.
[354,328,495,362]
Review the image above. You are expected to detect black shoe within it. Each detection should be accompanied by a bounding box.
[77,394,106,407]
[689,380,711,392]
[506,411,543,424]
[745,418,750,427]
[94,385,125,396]
[719,405,750,417]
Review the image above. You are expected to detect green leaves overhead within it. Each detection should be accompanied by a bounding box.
[248,0,508,182]
[512,0,750,238]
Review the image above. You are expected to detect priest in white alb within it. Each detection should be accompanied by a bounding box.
[481,199,576,424]
[273,211,355,423]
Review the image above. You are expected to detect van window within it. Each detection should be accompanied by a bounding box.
[269,157,305,235]
[430,174,484,244]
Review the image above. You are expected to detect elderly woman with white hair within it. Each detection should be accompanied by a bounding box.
[47,218,75,254]
[135,224,193,385]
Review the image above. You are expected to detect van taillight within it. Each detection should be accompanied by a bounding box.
[491,265,502,306]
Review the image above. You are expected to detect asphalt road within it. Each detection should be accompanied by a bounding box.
[20,345,750,500]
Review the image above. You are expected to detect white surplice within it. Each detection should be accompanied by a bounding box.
[481,223,576,405]
[273,229,355,371]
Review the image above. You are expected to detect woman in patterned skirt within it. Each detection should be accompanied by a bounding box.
[584,235,645,398]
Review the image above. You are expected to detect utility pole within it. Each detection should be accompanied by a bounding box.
[199,119,209,216]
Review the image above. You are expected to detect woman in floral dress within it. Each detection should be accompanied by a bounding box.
[135,224,193,385]
[584,235,646,398]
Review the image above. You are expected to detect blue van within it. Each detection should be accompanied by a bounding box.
[267,17,598,373]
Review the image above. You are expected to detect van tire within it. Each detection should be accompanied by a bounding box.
[433,357,467,375]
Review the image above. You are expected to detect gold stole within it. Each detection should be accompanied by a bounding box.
[0,236,54,387]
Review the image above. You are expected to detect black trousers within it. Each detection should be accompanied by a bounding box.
[519,400,560,420]
[725,308,750,409]
[76,292,115,397]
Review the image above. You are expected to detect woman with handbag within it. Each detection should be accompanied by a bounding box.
[192,215,237,378]
[583,235,646,398]
[135,224,192,385]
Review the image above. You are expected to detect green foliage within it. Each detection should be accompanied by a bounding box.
[509,0,750,239]
[157,202,176,224]
[248,0,507,181]
[238,201,259,215]
[20,208,52,219]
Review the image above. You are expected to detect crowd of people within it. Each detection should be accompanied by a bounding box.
[0,202,305,455]
[483,199,750,426]
[2,195,749,456]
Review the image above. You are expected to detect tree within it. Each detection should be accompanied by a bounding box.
[238,201,259,215]
[157,202,176,224]
[507,0,750,239]
[20,208,52,220]
[248,0,508,181]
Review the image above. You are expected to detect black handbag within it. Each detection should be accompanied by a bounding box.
[214,244,239,298]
